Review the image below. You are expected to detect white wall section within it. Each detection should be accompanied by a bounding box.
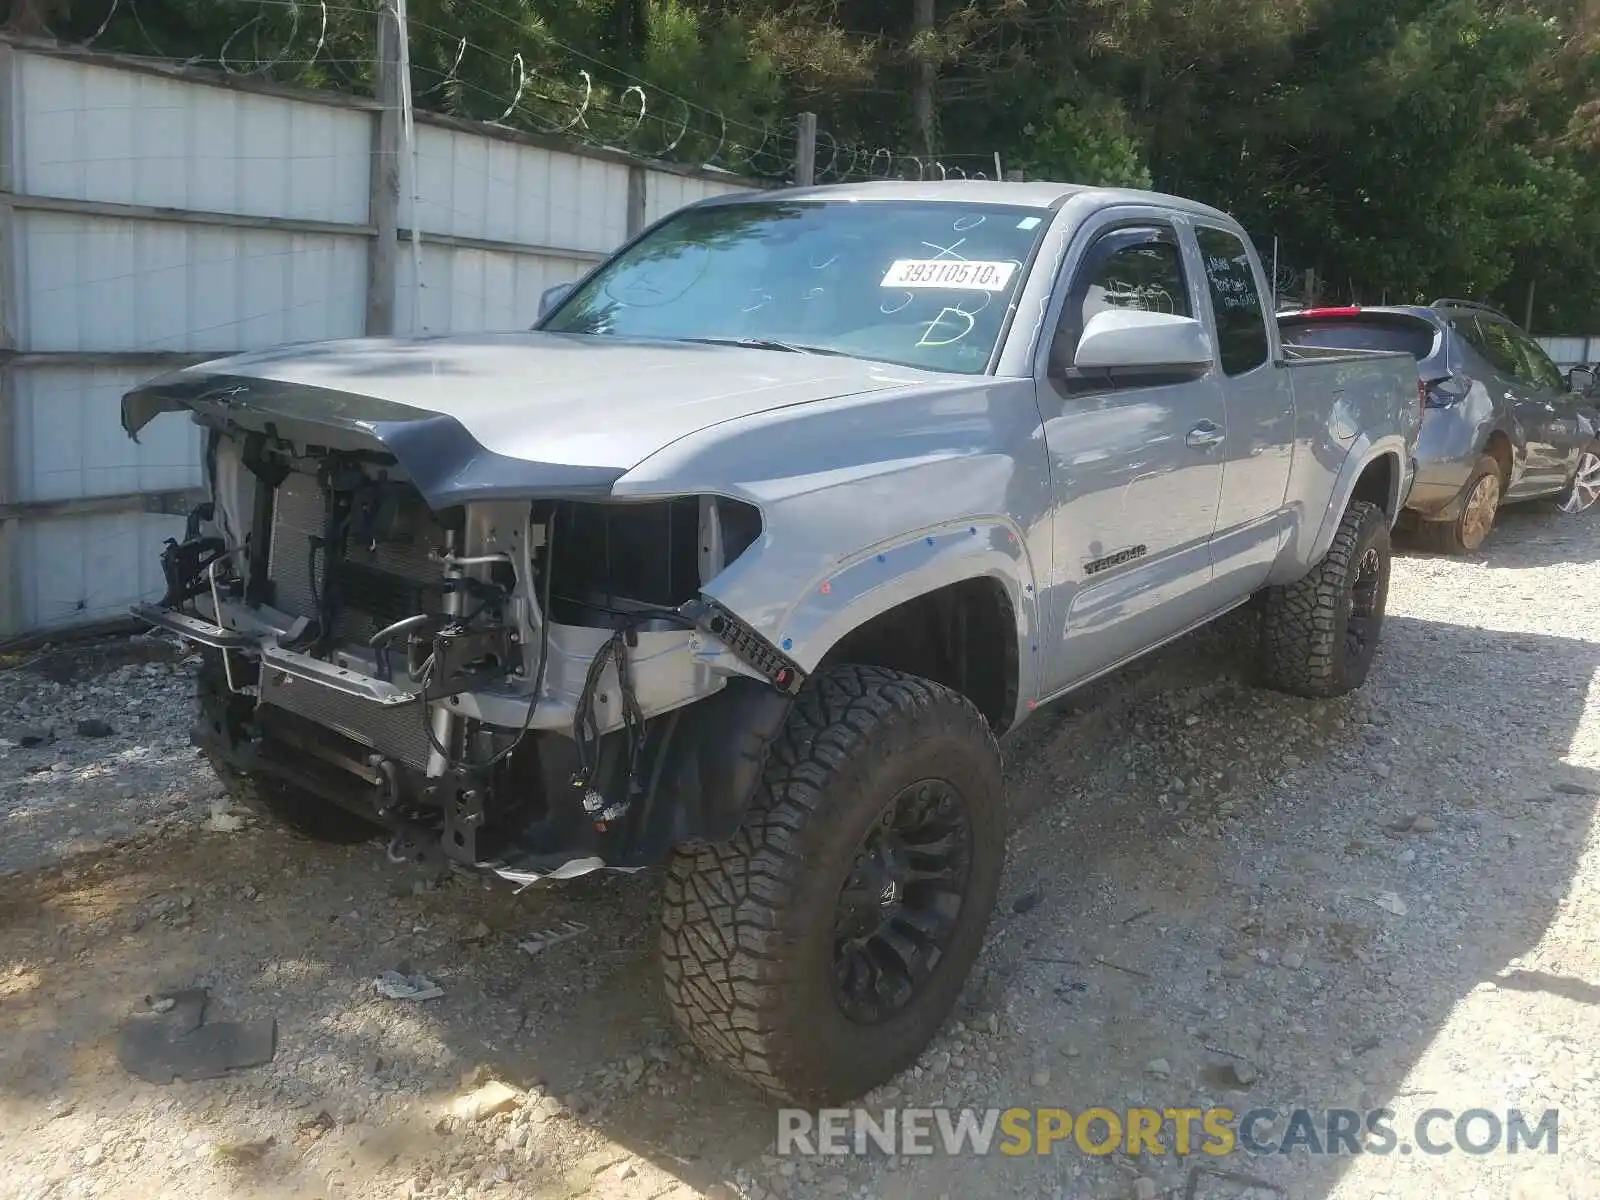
[0,39,758,636]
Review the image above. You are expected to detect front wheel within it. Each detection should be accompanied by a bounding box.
[659,664,1006,1104]
[1557,441,1600,515]
[1259,500,1391,699]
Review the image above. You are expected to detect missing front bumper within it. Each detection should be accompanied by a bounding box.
[161,592,796,884]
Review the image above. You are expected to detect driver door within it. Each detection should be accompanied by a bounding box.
[1470,317,1567,493]
[1036,219,1226,694]
[1506,324,1590,486]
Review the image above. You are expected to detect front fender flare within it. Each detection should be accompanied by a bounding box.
[741,517,1043,718]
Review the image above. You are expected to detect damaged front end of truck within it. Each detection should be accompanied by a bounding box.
[121,367,801,886]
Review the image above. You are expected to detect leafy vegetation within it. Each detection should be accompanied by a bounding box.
[10,0,1600,328]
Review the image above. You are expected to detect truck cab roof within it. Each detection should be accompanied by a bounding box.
[696,179,1239,226]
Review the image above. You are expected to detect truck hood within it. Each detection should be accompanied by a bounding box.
[123,332,933,507]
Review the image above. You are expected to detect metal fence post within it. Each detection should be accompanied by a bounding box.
[625,164,646,238]
[365,2,401,336]
[0,42,20,636]
[794,113,817,187]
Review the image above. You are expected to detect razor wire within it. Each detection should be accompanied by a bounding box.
[38,0,1002,185]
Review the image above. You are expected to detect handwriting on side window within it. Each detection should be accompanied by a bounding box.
[1206,254,1257,311]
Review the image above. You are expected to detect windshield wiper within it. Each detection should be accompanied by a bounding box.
[680,336,850,357]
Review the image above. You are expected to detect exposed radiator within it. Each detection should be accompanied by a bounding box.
[266,470,446,641]
[266,471,325,620]
[259,665,435,772]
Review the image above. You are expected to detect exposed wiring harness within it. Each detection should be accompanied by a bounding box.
[415,512,556,775]
[567,606,696,820]
[400,506,702,823]
[568,624,647,819]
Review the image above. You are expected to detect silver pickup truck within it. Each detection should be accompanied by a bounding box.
[121,181,1420,1103]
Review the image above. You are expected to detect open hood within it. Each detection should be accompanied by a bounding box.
[123,332,929,508]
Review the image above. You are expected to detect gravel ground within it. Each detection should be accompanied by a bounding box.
[2,504,1598,1200]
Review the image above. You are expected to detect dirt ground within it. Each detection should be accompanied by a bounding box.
[3,504,1599,1200]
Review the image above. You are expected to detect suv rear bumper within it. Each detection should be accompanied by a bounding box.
[1405,461,1476,519]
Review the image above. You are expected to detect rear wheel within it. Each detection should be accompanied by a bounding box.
[1260,500,1391,698]
[659,664,1006,1103]
[1557,441,1600,515]
[1420,454,1501,554]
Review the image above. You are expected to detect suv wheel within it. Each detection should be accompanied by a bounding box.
[1422,454,1502,553]
[1557,441,1600,515]
[1259,500,1391,698]
[659,664,1005,1103]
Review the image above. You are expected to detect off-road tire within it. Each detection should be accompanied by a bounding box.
[1419,454,1502,554]
[659,664,1006,1103]
[1260,500,1391,699]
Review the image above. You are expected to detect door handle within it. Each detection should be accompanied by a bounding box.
[1187,422,1225,449]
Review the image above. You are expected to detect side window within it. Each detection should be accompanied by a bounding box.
[1467,318,1528,379]
[1196,227,1270,376]
[1052,225,1191,369]
[1450,316,1490,362]
[1509,328,1565,391]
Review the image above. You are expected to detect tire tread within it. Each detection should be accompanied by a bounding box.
[659,664,1002,1102]
[1260,500,1389,698]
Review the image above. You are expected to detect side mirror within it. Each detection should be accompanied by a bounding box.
[537,282,575,322]
[1073,309,1214,373]
[1567,365,1596,395]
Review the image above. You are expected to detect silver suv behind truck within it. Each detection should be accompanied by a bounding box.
[1281,299,1600,552]
[122,181,1421,1103]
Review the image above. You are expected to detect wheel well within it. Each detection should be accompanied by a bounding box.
[1484,431,1513,488]
[1350,452,1397,519]
[816,578,1019,732]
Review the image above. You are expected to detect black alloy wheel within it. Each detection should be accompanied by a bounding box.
[832,778,973,1024]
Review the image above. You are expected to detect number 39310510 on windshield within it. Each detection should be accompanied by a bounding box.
[541,200,1051,374]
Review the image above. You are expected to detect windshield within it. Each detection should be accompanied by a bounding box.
[542,199,1052,374]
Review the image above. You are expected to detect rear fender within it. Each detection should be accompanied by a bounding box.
[1277,437,1407,583]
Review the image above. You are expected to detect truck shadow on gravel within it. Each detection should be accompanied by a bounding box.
[0,594,1597,1198]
